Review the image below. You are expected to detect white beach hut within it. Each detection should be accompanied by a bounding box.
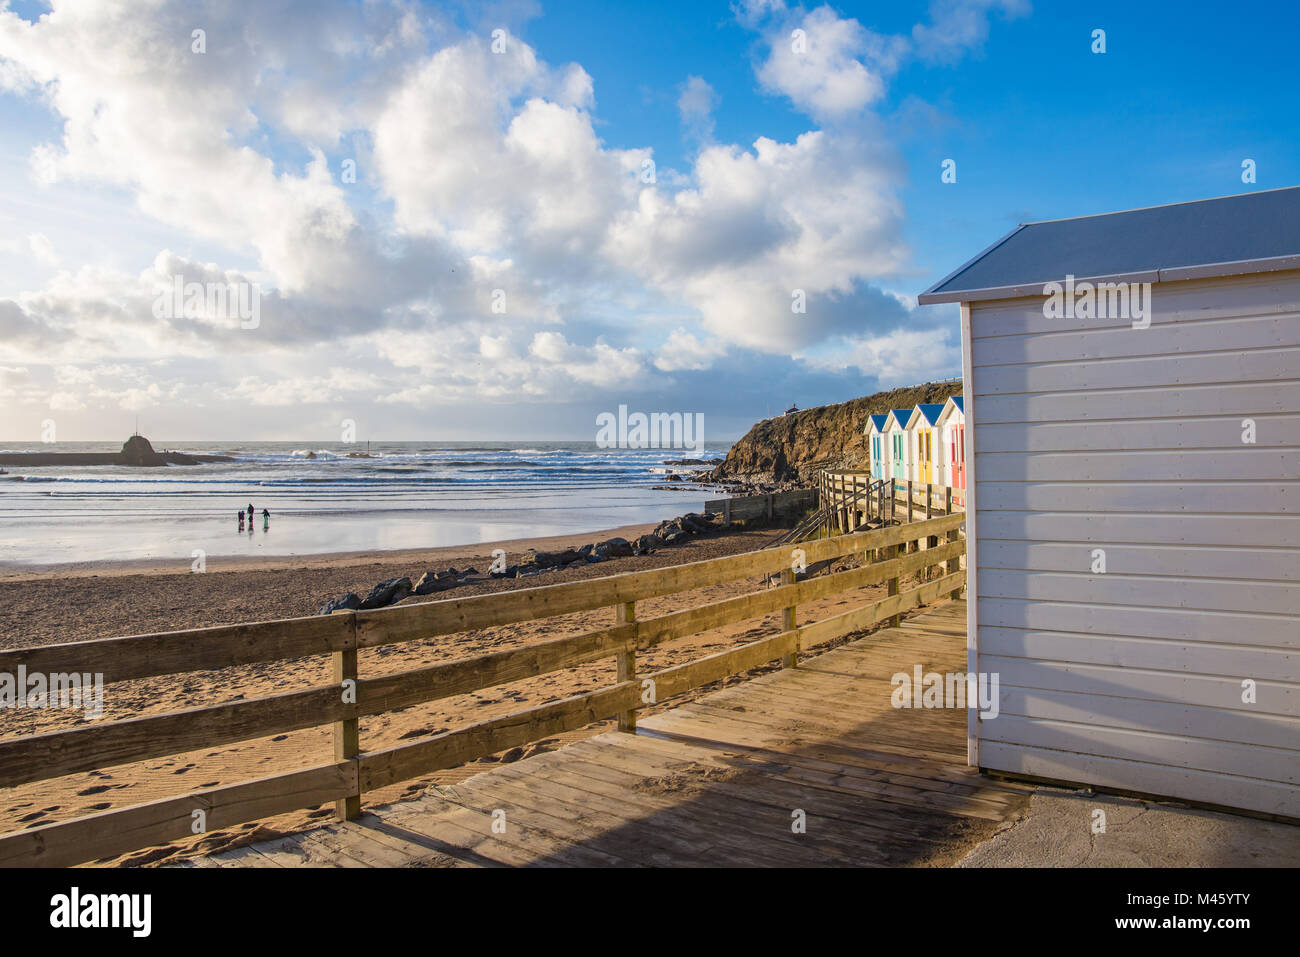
[918,187,1300,819]
[883,408,912,486]
[936,395,966,498]
[864,413,891,482]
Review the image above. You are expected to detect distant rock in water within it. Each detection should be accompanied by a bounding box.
[118,434,165,467]
[708,379,963,485]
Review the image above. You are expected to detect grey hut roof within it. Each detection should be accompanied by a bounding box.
[918,186,1300,305]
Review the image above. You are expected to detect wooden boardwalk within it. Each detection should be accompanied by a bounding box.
[187,600,1032,867]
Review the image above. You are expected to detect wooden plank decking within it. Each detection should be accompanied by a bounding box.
[186,600,1031,867]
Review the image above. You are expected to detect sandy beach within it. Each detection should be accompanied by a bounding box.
[0,517,926,867]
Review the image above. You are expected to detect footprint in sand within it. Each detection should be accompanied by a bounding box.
[86,803,111,811]
[77,784,112,796]
[271,734,289,742]
[172,764,196,775]
[197,781,220,789]
[398,726,448,740]
[18,811,45,822]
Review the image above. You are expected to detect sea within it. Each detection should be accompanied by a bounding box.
[0,441,729,569]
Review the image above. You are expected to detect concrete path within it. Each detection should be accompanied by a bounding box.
[956,787,1300,867]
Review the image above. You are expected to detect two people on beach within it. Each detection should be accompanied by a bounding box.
[238,504,271,532]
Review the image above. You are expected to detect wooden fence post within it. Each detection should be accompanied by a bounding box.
[925,483,937,581]
[333,644,361,821]
[906,480,916,553]
[887,543,901,627]
[837,475,846,534]
[946,486,963,600]
[781,567,798,668]
[616,601,637,733]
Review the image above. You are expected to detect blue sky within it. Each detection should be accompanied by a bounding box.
[0,1,1296,441]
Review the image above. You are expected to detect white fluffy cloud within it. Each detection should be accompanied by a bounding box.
[0,0,1009,433]
[756,6,903,119]
[677,75,718,141]
[749,1,1028,119]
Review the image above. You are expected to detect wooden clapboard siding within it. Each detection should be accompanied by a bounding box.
[983,653,1297,716]
[975,380,1300,424]
[967,269,1300,818]
[969,312,1297,368]
[976,481,1296,513]
[977,741,1300,820]
[0,513,967,867]
[994,687,1300,751]
[975,448,1298,482]
[976,568,1297,615]
[980,626,1300,679]
[967,270,1300,338]
[976,415,1300,453]
[976,510,1300,548]
[977,597,1299,646]
[975,541,1300,580]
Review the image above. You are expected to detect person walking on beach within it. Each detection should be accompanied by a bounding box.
[247,503,255,525]
[262,508,270,530]
[237,510,245,531]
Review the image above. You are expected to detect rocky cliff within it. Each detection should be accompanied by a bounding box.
[710,380,964,485]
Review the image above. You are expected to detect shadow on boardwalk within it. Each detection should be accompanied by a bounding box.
[188,600,1034,868]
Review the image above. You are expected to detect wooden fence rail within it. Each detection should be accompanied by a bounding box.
[0,512,965,867]
[818,475,964,536]
[704,488,817,524]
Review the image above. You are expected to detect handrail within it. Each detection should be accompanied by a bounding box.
[0,511,966,867]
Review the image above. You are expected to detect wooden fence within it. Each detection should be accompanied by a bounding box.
[819,474,963,535]
[704,488,817,524]
[0,512,965,867]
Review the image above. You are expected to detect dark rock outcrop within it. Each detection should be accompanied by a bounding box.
[318,592,361,615]
[635,533,662,554]
[359,577,412,609]
[598,537,635,558]
[412,571,455,595]
[520,548,582,569]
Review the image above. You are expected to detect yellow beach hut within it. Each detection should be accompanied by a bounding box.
[906,403,946,485]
